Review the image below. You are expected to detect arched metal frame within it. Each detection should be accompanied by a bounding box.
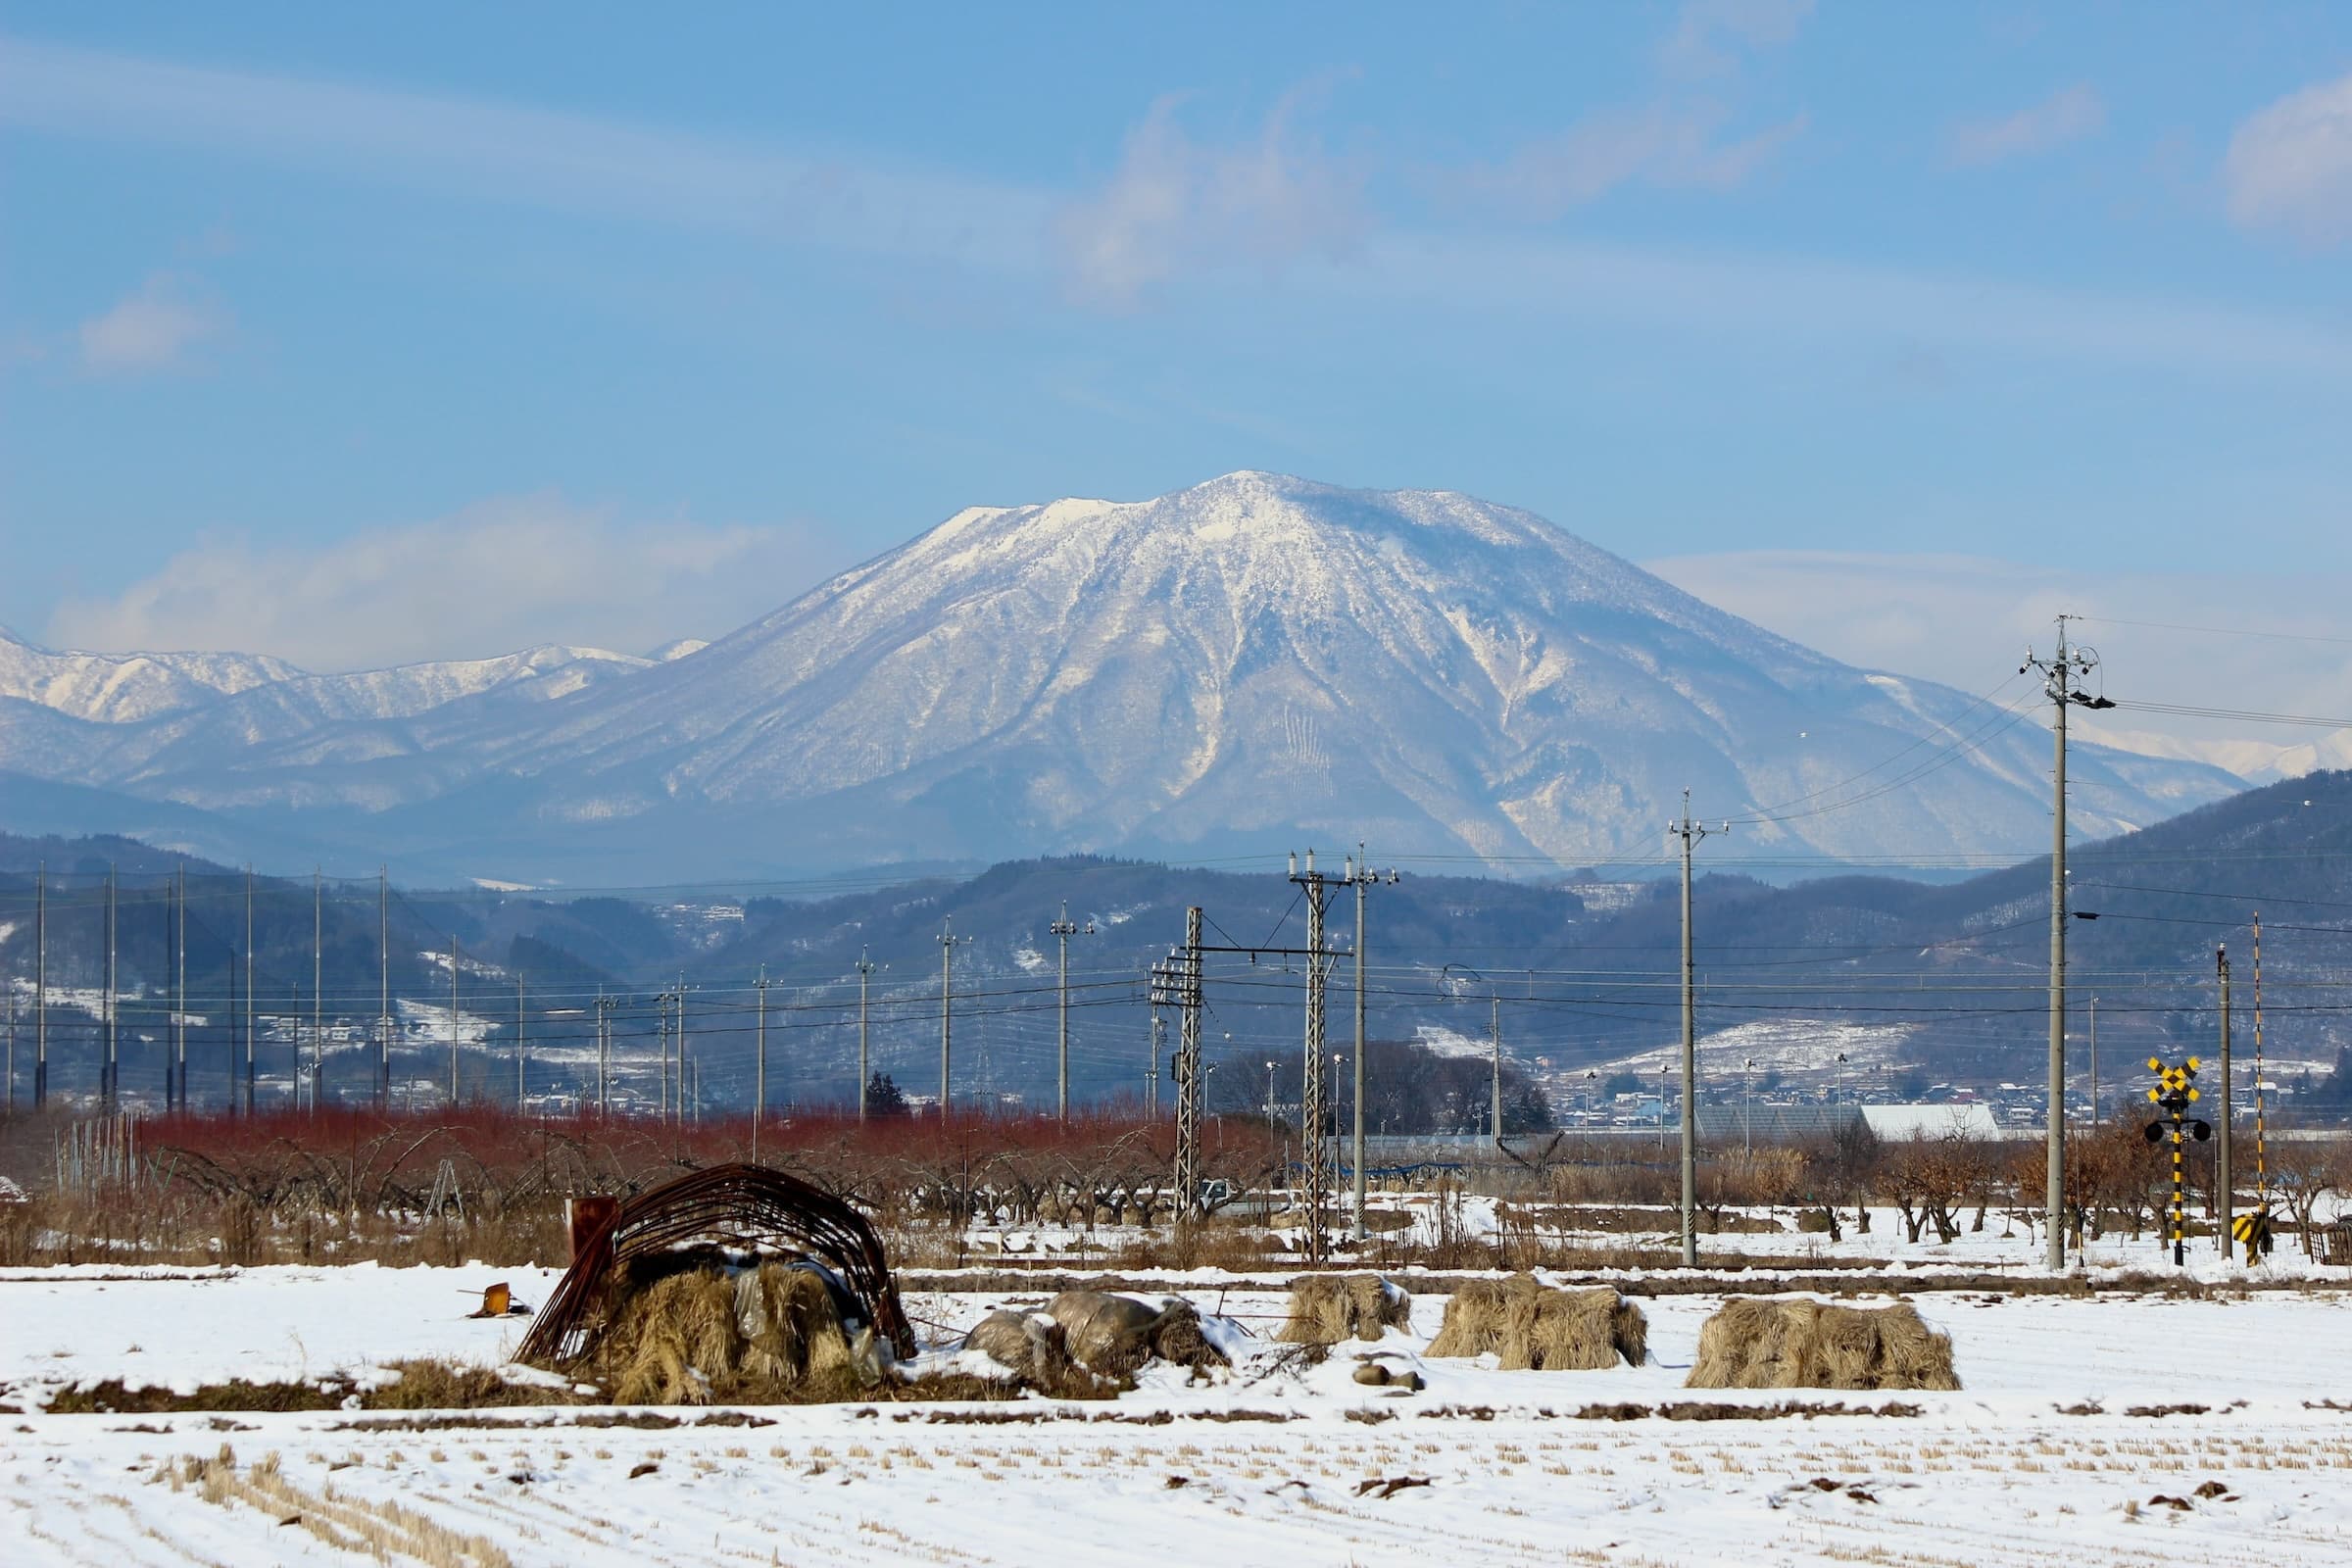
[517,1162,914,1367]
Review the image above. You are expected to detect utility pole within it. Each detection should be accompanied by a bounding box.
[103,864,118,1110]
[448,933,460,1106]
[594,990,613,1115]
[1148,1004,1163,1118]
[6,977,14,1111]
[673,972,690,1126]
[856,949,874,1121]
[378,868,391,1112]
[2088,996,2099,1129]
[311,868,322,1116]
[514,974,526,1108]
[175,863,188,1111]
[1670,793,1722,1268]
[937,919,970,1121]
[658,989,670,1119]
[244,869,255,1115]
[1290,851,1334,1263]
[2217,946,2232,1258]
[1342,848,1397,1243]
[1491,996,1506,1142]
[30,861,43,1110]
[2024,616,2111,1271]
[1050,902,1095,1120]
[753,966,770,1161]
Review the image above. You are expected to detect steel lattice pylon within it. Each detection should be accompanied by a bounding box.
[1295,858,1333,1265]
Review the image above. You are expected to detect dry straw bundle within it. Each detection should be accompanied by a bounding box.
[1686,1298,1960,1392]
[1426,1275,1647,1370]
[590,1260,877,1404]
[1278,1274,1411,1346]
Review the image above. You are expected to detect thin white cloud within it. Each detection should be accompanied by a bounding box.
[2225,68,2352,245]
[1351,228,2352,374]
[1053,80,1370,309]
[0,34,1048,263]
[1642,549,2352,760]
[77,273,225,374]
[1446,106,1807,219]
[46,497,853,671]
[1660,0,1816,78]
[1947,84,2106,167]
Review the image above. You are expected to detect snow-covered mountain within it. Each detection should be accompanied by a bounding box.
[0,627,299,722]
[0,474,2246,879]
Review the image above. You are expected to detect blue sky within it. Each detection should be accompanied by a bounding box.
[3,2,2348,724]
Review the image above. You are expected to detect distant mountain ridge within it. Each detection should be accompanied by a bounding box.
[0,473,2247,881]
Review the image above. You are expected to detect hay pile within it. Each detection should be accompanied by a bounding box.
[1686,1298,1959,1392]
[1425,1276,1647,1370]
[1278,1275,1411,1346]
[1044,1291,1227,1378]
[589,1259,878,1404]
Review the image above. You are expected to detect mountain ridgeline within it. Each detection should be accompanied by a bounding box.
[0,473,2241,884]
[4,767,2344,1115]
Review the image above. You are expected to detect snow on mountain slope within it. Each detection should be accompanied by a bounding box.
[447,471,2241,865]
[0,626,299,723]
[0,475,2245,873]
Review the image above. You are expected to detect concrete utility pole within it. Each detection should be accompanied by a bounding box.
[856,949,875,1122]
[673,973,691,1125]
[1342,848,1397,1244]
[753,966,770,1158]
[514,974,526,1108]
[1290,851,1335,1263]
[1491,996,1504,1142]
[448,933,461,1106]
[311,869,322,1115]
[1050,902,1095,1120]
[176,863,189,1110]
[1669,793,1722,1269]
[2088,996,2099,1129]
[594,990,613,1115]
[31,861,44,1110]
[379,868,391,1112]
[244,869,255,1115]
[657,990,670,1119]
[2218,946,2233,1257]
[104,865,118,1109]
[6,966,15,1110]
[937,919,970,1121]
[2024,616,2111,1271]
[1148,1004,1163,1118]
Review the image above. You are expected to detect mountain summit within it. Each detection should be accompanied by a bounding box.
[0,474,2241,878]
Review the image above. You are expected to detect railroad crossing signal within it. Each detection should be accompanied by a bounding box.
[2230,1206,2275,1267]
[2144,1054,2213,1268]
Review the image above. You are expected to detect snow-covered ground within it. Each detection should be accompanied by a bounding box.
[7,1252,2352,1565]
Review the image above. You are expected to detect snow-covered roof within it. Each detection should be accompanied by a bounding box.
[1862,1102,2004,1141]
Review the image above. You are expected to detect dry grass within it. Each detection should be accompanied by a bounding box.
[1685,1298,1960,1392]
[586,1260,878,1405]
[1424,1276,1647,1370]
[1278,1274,1411,1346]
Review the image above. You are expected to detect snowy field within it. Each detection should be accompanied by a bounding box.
[6,1252,2352,1566]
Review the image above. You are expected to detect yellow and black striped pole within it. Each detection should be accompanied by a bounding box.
[2145,1055,2212,1268]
